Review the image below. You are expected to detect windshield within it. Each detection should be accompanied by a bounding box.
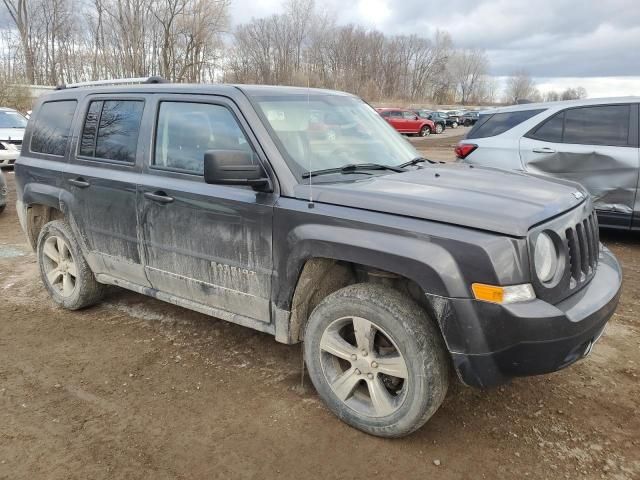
[0,111,27,128]
[253,94,420,180]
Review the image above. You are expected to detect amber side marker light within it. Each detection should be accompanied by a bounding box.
[472,283,536,304]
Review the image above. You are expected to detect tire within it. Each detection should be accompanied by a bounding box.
[0,204,5,214]
[304,283,449,438]
[419,125,431,137]
[37,220,105,310]
[451,121,458,129]
[435,123,444,134]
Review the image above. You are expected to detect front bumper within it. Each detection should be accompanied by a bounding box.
[437,246,622,388]
[0,149,19,167]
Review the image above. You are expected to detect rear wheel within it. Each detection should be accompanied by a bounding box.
[37,220,105,310]
[304,283,449,437]
[435,123,444,134]
[0,204,5,214]
[419,125,431,137]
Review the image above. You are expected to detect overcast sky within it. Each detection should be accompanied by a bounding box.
[230,0,640,97]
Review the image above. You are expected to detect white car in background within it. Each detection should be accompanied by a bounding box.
[0,107,28,168]
[456,97,640,230]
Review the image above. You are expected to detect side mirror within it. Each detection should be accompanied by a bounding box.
[414,115,419,120]
[203,150,269,188]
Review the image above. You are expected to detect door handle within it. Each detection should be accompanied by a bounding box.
[144,191,174,204]
[68,177,90,188]
[532,147,556,154]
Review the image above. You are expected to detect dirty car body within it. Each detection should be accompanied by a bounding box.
[456,98,640,230]
[14,82,622,436]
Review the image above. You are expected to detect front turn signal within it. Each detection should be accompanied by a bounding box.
[472,283,535,304]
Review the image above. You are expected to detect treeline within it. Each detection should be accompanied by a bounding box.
[0,0,586,105]
[1,0,230,85]
[225,0,497,104]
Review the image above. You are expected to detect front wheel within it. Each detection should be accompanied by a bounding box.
[419,125,431,137]
[451,121,458,129]
[304,283,449,438]
[435,123,444,134]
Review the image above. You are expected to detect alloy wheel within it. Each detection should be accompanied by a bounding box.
[42,235,78,297]
[319,316,409,417]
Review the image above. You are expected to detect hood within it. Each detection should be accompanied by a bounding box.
[0,127,25,142]
[294,164,588,236]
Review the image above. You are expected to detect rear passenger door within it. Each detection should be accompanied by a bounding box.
[137,95,275,323]
[64,95,150,286]
[387,110,404,132]
[521,104,639,228]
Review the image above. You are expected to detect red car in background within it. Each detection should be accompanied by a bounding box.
[376,108,435,137]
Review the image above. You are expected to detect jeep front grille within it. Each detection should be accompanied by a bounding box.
[529,201,599,305]
[565,211,600,286]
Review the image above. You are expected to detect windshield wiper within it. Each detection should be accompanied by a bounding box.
[398,156,440,168]
[302,163,406,179]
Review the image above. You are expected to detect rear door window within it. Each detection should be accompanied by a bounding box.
[79,100,144,162]
[30,100,77,156]
[467,109,545,139]
[563,105,630,146]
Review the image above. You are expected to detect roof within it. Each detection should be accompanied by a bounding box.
[375,107,412,112]
[486,96,640,114]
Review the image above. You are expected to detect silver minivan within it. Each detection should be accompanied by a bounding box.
[456,98,640,229]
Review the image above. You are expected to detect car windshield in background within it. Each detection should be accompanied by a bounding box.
[253,95,419,180]
[0,111,28,128]
[467,109,546,139]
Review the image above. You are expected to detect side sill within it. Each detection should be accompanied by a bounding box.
[96,273,276,336]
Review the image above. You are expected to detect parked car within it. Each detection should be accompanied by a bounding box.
[439,110,460,128]
[461,111,480,126]
[0,169,6,214]
[16,78,621,438]
[0,107,27,168]
[376,108,435,136]
[456,98,640,230]
[414,110,446,134]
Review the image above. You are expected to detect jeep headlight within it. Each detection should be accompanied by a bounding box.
[534,232,558,283]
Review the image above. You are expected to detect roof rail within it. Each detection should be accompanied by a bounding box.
[56,76,168,90]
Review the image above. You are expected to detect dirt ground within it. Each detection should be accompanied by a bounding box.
[1,134,639,479]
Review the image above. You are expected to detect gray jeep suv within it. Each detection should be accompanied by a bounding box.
[15,78,622,438]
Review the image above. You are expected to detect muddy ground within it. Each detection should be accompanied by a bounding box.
[0,133,638,479]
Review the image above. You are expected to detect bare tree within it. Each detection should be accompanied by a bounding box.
[504,70,538,104]
[449,48,488,104]
[2,0,35,82]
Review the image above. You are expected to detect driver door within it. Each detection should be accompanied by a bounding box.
[137,95,276,322]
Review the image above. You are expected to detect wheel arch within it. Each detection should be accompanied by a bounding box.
[274,229,467,344]
[21,184,77,250]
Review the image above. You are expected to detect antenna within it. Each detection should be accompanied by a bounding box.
[307,71,314,209]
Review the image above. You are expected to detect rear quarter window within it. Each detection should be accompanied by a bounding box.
[467,109,546,139]
[30,100,77,156]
